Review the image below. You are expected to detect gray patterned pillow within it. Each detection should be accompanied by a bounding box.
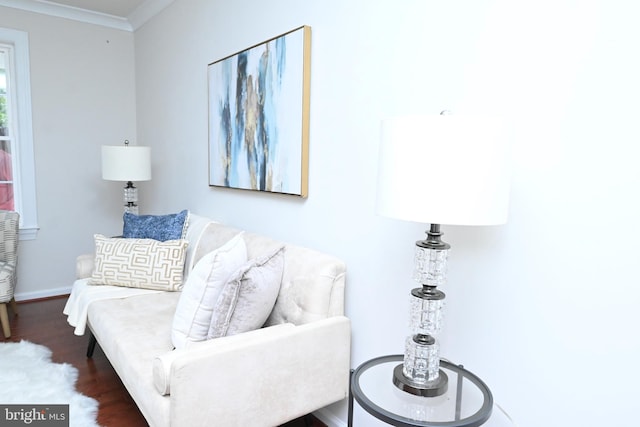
[89,234,188,291]
[207,246,284,339]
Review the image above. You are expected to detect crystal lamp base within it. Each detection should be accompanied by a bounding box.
[392,364,448,397]
[124,203,139,215]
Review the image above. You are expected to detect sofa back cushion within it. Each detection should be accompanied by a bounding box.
[191,222,245,265]
[182,214,217,282]
[190,223,347,326]
[263,242,346,326]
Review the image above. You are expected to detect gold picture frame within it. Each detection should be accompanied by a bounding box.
[208,25,311,197]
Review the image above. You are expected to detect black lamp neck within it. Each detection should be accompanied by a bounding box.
[416,223,451,250]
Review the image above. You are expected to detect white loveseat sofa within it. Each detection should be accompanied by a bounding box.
[64,214,351,427]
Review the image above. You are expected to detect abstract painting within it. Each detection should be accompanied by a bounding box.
[208,26,311,197]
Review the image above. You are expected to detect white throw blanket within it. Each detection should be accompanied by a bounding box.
[63,279,161,335]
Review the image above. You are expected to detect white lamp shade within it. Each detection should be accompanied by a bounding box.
[377,114,511,226]
[101,145,152,182]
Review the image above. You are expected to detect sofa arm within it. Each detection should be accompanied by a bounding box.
[168,316,351,427]
[76,254,95,279]
[153,323,297,395]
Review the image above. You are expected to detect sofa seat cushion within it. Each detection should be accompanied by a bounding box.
[87,292,180,427]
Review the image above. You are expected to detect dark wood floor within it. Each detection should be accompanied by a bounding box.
[2,296,326,427]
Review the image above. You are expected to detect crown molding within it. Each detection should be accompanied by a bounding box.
[0,0,174,32]
[129,0,174,31]
[0,0,132,31]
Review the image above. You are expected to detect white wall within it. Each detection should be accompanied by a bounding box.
[1,0,637,425]
[0,7,137,298]
[136,1,640,425]
[21,0,630,425]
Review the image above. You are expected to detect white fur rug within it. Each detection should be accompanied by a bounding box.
[0,340,100,427]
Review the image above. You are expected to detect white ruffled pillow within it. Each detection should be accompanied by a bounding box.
[171,233,246,349]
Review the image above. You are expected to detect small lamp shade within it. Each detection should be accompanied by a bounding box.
[101,145,152,182]
[377,114,511,226]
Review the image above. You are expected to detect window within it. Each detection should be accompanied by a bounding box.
[0,48,16,211]
[0,28,38,239]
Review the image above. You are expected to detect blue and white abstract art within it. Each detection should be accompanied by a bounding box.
[208,26,310,197]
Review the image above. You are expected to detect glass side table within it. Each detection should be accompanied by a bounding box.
[348,355,513,427]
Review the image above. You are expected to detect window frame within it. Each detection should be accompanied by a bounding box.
[0,28,38,240]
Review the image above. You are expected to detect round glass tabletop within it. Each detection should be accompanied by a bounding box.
[351,355,494,427]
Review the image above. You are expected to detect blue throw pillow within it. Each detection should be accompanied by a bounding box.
[123,210,189,242]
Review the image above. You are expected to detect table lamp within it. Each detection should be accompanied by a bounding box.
[102,140,151,214]
[376,112,511,397]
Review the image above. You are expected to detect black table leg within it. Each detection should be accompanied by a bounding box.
[348,369,354,427]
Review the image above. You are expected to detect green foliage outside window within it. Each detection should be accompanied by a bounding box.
[0,67,6,132]
[0,96,6,130]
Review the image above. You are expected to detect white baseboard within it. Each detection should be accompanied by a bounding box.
[314,408,347,427]
[15,287,71,301]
